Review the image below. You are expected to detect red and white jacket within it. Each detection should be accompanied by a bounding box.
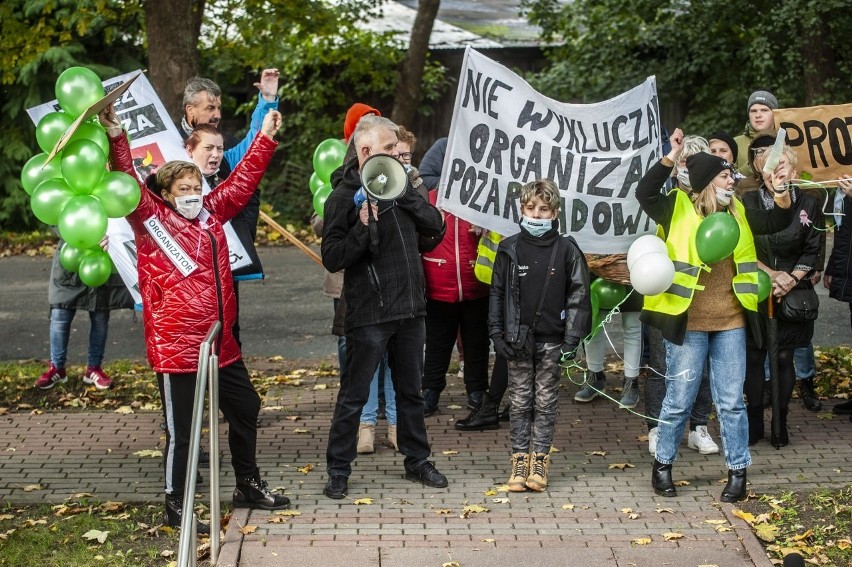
[422,190,489,303]
[109,132,276,373]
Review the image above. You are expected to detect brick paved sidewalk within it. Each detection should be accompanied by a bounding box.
[1,374,849,567]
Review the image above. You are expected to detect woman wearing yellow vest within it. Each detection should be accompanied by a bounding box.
[636,128,793,503]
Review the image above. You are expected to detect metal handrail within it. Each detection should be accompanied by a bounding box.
[178,321,222,567]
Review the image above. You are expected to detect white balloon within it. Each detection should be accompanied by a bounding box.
[630,251,675,296]
[627,234,668,269]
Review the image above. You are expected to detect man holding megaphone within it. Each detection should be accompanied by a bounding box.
[320,115,448,500]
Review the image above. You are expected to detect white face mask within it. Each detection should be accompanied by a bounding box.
[174,195,202,219]
[520,216,553,237]
[714,185,734,207]
[676,167,691,189]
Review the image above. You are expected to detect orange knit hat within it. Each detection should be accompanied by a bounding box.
[343,103,381,142]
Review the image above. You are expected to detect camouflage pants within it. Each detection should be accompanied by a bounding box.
[507,342,562,454]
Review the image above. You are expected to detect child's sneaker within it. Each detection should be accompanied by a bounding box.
[34,364,67,390]
[83,366,113,390]
[507,453,530,492]
[525,452,550,492]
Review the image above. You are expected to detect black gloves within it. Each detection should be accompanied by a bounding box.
[560,341,579,360]
[492,335,516,361]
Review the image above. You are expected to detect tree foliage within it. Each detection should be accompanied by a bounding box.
[522,0,852,136]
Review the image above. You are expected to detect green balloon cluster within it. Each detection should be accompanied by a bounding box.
[21,66,128,287]
[310,138,346,217]
[587,279,627,339]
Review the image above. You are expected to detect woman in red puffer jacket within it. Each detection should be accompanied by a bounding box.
[99,103,289,531]
[420,188,491,414]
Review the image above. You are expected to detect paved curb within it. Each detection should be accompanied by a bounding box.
[722,503,774,567]
[216,508,250,567]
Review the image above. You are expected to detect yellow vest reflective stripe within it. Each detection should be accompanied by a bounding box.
[474,231,502,284]
[643,191,759,316]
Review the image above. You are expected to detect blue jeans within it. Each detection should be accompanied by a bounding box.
[326,317,431,476]
[793,343,815,380]
[656,328,750,471]
[50,308,110,368]
[360,353,397,425]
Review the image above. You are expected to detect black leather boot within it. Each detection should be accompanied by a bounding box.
[720,468,748,502]
[455,398,499,431]
[651,459,676,497]
[747,405,764,446]
[770,407,790,448]
[798,379,822,411]
[164,493,210,534]
[233,468,291,510]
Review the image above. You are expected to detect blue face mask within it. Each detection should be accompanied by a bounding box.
[520,216,553,237]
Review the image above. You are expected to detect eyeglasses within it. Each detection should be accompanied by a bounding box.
[751,147,767,156]
[399,152,413,162]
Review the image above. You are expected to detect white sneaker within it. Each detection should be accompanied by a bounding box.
[648,427,658,455]
[687,425,720,455]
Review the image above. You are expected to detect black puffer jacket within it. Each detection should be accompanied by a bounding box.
[321,157,446,332]
[827,193,852,303]
[488,228,592,352]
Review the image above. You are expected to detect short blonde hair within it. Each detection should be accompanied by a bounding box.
[155,161,202,191]
[752,144,798,175]
[681,135,710,163]
[520,179,561,211]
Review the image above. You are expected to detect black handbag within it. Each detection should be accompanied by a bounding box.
[778,285,819,322]
[507,241,560,360]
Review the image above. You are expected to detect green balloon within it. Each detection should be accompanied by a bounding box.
[35,112,74,154]
[57,195,108,249]
[696,212,740,264]
[59,242,96,273]
[21,153,62,195]
[590,278,627,310]
[758,270,772,302]
[30,178,75,225]
[70,122,109,157]
[588,293,603,338]
[91,171,141,218]
[78,251,113,287]
[309,171,327,195]
[55,66,104,118]
[61,139,107,194]
[312,138,347,183]
[313,185,333,218]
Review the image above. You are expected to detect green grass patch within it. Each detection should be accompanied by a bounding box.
[738,485,852,566]
[0,498,221,566]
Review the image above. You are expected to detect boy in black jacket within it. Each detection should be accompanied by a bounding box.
[488,179,592,492]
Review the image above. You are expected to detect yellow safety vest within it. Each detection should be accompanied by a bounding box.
[473,230,502,284]
[643,191,760,316]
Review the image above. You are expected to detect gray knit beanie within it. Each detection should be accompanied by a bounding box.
[747,90,778,112]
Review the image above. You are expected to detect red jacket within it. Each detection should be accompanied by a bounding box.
[422,190,489,303]
[109,132,277,373]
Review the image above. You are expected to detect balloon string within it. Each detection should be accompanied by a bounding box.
[559,290,674,425]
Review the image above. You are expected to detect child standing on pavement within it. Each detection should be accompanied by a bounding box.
[488,179,592,492]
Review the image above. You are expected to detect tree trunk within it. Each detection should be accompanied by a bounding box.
[144,0,205,120]
[391,0,441,129]
[801,12,837,106]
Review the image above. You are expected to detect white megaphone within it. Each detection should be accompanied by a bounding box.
[358,154,408,203]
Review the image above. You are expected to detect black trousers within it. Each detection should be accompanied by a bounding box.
[157,359,260,495]
[422,296,490,395]
[327,317,431,476]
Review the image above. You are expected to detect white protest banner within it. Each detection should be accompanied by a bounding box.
[27,70,251,305]
[774,104,852,183]
[437,47,662,254]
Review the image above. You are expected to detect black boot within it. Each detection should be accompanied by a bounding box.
[797,379,822,411]
[233,468,291,510]
[747,405,764,446]
[770,407,790,448]
[498,404,510,422]
[455,398,499,431]
[164,493,210,534]
[651,459,676,497]
[720,468,748,502]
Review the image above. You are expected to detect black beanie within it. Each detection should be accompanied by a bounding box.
[708,131,739,163]
[686,152,734,191]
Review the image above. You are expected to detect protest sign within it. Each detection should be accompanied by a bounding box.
[774,104,852,182]
[27,71,253,304]
[437,47,662,254]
